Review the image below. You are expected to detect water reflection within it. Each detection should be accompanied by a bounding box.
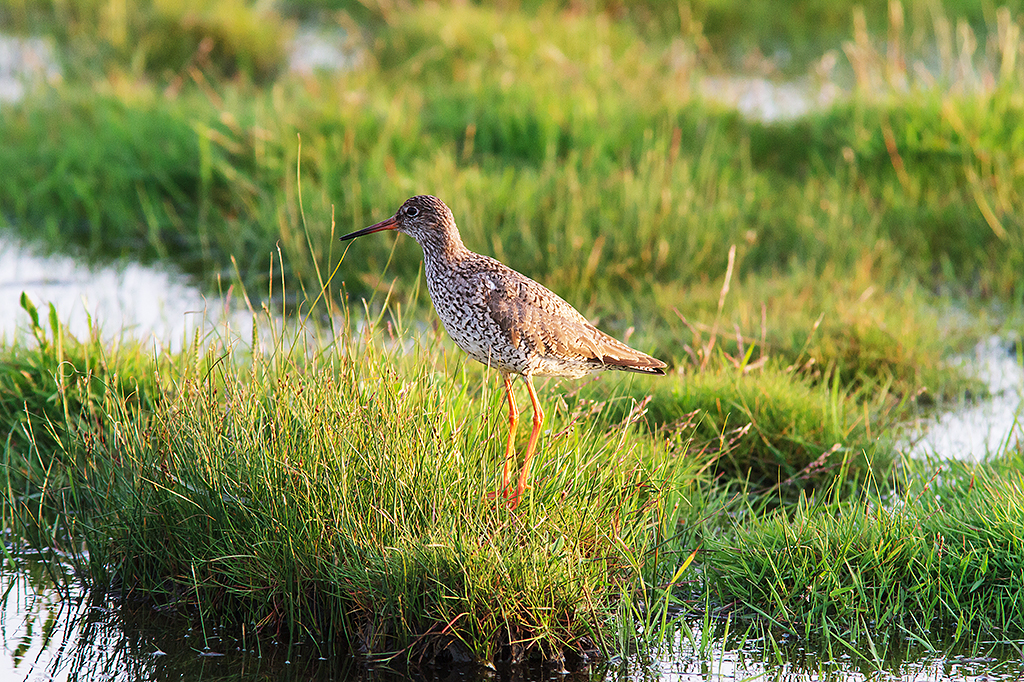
[0,233,249,350]
[4,555,1024,682]
[1,557,365,681]
[906,336,1024,461]
[289,26,362,75]
[627,632,1024,681]
[699,73,841,122]
[0,34,60,105]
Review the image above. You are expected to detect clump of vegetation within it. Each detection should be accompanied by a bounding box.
[582,363,890,488]
[705,452,1024,640]
[1,299,706,662]
[1,0,290,80]
[0,295,160,483]
[2,292,1022,665]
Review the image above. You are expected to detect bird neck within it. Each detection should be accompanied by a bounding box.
[417,226,468,267]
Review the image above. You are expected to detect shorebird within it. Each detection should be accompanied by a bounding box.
[340,195,666,509]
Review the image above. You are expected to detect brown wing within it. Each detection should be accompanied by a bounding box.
[478,259,666,375]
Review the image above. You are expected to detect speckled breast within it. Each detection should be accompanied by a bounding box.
[424,266,532,375]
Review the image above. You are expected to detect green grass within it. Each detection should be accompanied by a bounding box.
[2,1,1022,405]
[9,0,1018,76]
[704,449,1024,648]
[581,362,890,489]
[2,290,1022,665]
[4,0,1024,668]
[0,0,289,81]
[1,295,707,662]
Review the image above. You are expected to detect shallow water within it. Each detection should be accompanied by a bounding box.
[289,25,362,75]
[699,73,842,121]
[905,336,1024,461]
[4,557,1024,682]
[0,34,60,105]
[0,233,250,350]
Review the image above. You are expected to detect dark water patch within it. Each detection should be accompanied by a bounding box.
[5,556,1024,682]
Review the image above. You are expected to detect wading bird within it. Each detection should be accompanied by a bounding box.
[340,196,666,509]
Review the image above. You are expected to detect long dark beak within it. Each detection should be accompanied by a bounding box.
[339,215,399,241]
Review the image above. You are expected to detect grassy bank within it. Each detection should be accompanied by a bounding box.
[706,450,1024,648]
[3,342,1015,664]
[2,292,1023,664]
[1,295,702,662]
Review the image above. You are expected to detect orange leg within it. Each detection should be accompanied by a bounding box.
[488,371,518,499]
[508,374,543,510]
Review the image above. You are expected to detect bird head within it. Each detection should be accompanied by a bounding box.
[340,195,457,247]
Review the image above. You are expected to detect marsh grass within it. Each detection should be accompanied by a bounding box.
[1,289,711,663]
[2,284,1023,664]
[2,1,1019,406]
[1,0,290,81]
[0,294,159,489]
[705,449,1024,649]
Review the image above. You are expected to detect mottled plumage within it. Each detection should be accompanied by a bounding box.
[341,195,666,508]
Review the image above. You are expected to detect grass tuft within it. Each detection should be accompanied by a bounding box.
[2,298,706,663]
[705,450,1024,642]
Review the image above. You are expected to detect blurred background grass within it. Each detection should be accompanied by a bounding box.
[2,0,1023,403]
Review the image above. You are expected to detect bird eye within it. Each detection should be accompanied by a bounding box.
[406,206,419,218]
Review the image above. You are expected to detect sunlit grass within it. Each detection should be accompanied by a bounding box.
[705,449,1024,645]
[3,291,1022,664]
[3,0,1024,668]
[2,1,1022,407]
[1,294,710,662]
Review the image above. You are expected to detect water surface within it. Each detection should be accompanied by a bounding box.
[905,336,1024,461]
[4,556,1024,682]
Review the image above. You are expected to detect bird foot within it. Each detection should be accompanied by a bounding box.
[486,487,511,501]
[486,485,527,510]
